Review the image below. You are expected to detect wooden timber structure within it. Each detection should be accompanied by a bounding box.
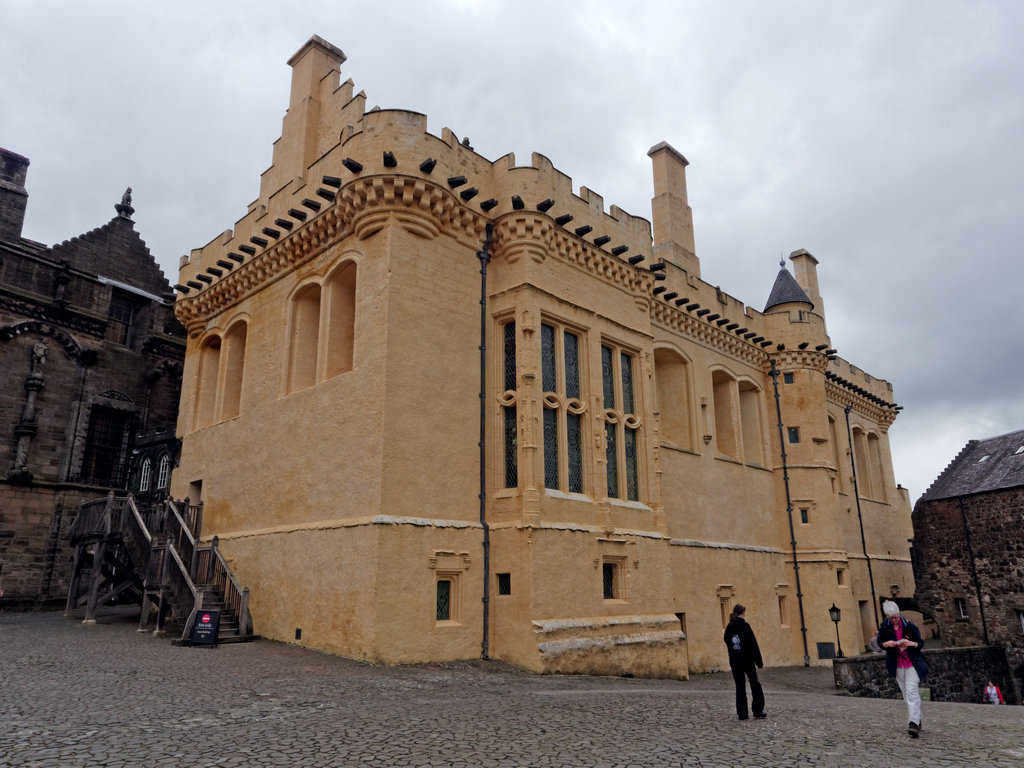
[66,492,254,644]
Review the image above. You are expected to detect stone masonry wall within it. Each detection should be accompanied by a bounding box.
[912,487,1024,692]
[833,647,1017,704]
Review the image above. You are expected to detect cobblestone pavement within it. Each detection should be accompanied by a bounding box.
[2,610,1023,767]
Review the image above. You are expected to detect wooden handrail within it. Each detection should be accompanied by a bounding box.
[71,494,254,641]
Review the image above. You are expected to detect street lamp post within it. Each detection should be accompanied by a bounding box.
[829,603,844,658]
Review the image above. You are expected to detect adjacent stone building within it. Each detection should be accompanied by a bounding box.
[0,147,185,605]
[171,36,914,676]
[911,429,1024,685]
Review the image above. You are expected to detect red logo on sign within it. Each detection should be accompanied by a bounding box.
[202,614,211,623]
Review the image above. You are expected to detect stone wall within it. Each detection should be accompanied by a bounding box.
[911,486,1024,690]
[833,646,1018,704]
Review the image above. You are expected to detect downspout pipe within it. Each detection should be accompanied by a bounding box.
[477,223,494,660]
[768,361,810,666]
[844,405,879,628]
[958,496,990,645]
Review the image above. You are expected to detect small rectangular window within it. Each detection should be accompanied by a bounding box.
[800,508,809,524]
[436,579,452,621]
[778,595,789,626]
[955,597,968,619]
[602,558,626,600]
[783,372,794,384]
[788,427,800,444]
[603,562,617,599]
[837,568,846,586]
[497,573,511,596]
[105,294,135,345]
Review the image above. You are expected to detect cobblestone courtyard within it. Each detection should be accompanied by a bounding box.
[2,610,1022,767]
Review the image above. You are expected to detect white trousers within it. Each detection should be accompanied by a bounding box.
[895,664,922,726]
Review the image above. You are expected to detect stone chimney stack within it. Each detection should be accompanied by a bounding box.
[648,141,699,277]
[790,249,824,318]
[260,36,347,201]
[0,148,30,242]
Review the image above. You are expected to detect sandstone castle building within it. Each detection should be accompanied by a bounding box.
[0,147,184,605]
[171,36,914,675]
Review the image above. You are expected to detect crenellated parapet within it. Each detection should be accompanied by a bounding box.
[825,361,901,426]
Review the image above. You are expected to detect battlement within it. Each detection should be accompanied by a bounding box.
[175,37,691,317]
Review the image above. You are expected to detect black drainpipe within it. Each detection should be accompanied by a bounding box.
[769,361,810,666]
[958,495,990,645]
[844,404,879,628]
[477,223,494,660]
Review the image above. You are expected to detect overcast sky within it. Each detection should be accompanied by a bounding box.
[3,0,1022,503]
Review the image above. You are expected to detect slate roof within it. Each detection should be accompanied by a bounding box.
[919,428,1024,502]
[763,266,813,313]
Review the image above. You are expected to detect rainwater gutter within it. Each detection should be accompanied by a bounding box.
[477,223,494,660]
[769,361,810,666]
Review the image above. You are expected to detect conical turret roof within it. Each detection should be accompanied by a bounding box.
[764,263,814,313]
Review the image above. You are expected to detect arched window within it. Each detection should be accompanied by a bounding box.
[654,348,693,450]
[156,453,171,489]
[324,261,356,379]
[828,415,845,493]
[867,433,886,501]
[139,457,152,492]
[738,381,763,465]
[712,370,739,460]
[195,335,221,429]
[221,321,247,420]
[852,427,873,498]
[288,284,321,392]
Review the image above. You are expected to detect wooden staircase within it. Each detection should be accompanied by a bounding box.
[66,492,255,645]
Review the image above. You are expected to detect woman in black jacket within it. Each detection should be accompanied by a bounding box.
[723,604,766,720]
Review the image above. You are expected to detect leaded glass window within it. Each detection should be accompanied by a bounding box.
[544,408,559,489]
[504,405,518,488]
[605,422,618,497]
[602,345,615,410]
[502,321,518,488]
[436,580,451,621]
[602,342,641,501]
[503,321,517,392]
[541,321,585,494]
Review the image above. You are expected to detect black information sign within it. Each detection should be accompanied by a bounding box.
[190,609,220,647]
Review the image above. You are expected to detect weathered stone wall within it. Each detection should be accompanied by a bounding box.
[833,647,1018,704]
[912,487,1024,692]
[0,153,185,605]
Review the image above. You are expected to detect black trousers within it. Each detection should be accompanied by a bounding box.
[731,663,765,718]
